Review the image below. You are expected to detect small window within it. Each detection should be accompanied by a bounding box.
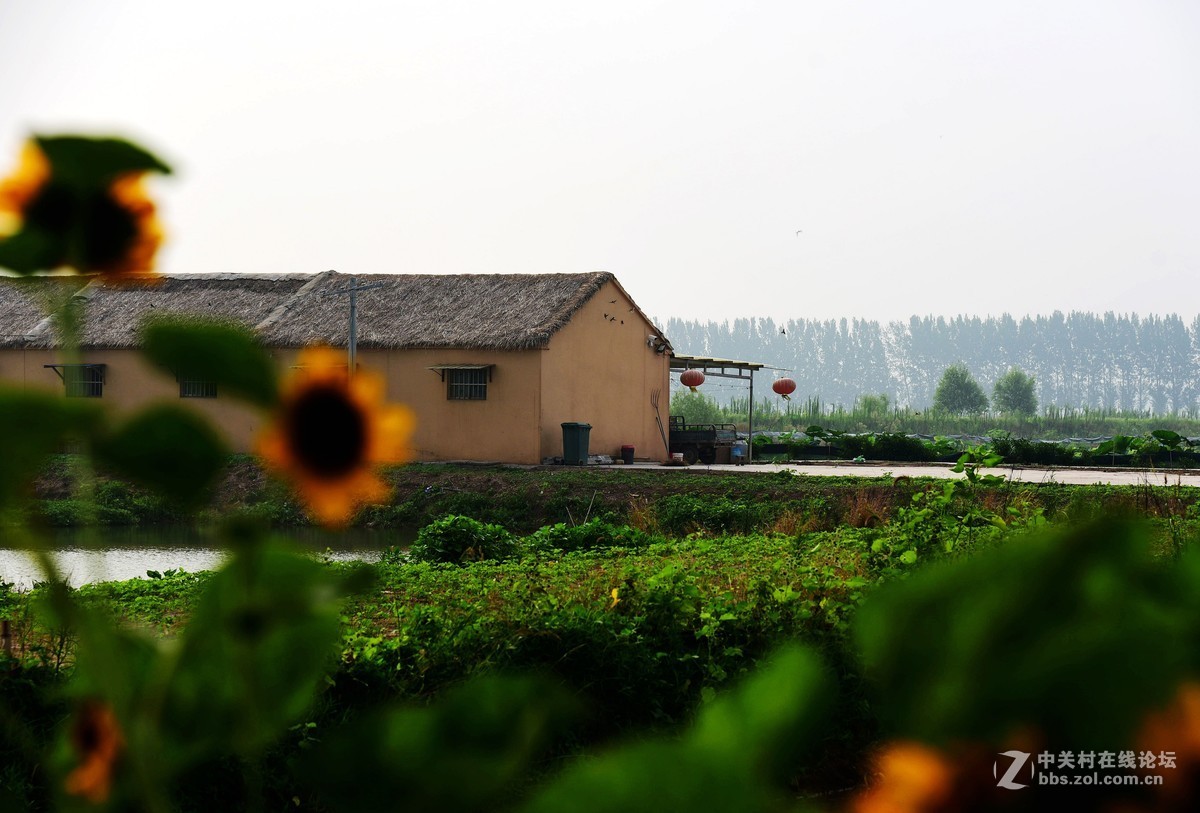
[179,378,218,398]
[45,364,105,398]
[447,368,488,400]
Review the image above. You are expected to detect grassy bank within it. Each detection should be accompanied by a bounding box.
[5,464,1200,810]
[25,455,1200,532]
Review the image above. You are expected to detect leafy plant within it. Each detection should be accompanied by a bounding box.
[409,515,517,564]
[932,363,989,415]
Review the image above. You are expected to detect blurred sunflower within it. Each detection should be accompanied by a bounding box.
[64,700,124,804]
[258,347,415,526]
[1137,680,1200,807]
[0,136,169,277]
[851,741,954,813]
[849,738,1018,813]
[0,141,50,236]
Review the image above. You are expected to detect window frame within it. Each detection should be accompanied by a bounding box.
[178,377,218,398]
[428,364,494,401]
[446,367,489,401]
[45,363,106,398]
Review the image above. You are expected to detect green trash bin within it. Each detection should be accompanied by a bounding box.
[561,422,592,465]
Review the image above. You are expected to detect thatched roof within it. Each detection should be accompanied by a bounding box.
[9,274,314,349]
[259,271,618,350]
[1,271,642,351]
[0,277,87,348]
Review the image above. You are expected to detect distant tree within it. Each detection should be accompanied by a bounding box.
[993,367,1038,416]
[856,393,890,418]
[670,390,724,424]
[933,364,989,414]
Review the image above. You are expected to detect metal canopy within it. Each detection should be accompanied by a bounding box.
[669,354,766,463]
[669,354,764,379]
[44,363,106,382]
[427,363,495,382]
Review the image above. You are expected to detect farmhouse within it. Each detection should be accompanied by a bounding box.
[0,271,675,464]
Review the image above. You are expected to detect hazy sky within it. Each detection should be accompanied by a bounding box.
[2,1,1198,324]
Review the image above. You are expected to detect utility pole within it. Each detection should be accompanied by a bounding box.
[321,272,385,378]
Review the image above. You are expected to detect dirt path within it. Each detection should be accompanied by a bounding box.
[609,460,1200,487]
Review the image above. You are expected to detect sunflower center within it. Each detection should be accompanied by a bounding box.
[71,706,104,754]
[24,183,138,269]
[287,385,367,479]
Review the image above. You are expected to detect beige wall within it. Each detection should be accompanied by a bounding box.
[1,348,268,451]
[270,348,546,465]
[540,281,672,462]
[384,348,545,463]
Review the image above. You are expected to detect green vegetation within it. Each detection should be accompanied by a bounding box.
[933,363,989,414]
[408,515,517,563]
[5,466,1199,810]
[991,366,1038,415]
[674,389,1200,439]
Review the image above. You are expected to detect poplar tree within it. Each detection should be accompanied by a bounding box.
[933,364,989,414]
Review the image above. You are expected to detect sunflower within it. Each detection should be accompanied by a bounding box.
[258,347,415,526]
[64,700,124,804]
[849,738,1023,813]
[0,137,167,277]
[0,141,50,237]
[1137,681,1200,807]
[851,741,955,813]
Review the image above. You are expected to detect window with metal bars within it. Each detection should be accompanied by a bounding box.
[179,378,218,398]
[447,368,488,400]
[63,365,104,398]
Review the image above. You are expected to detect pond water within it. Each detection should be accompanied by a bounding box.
[0,526,414,589]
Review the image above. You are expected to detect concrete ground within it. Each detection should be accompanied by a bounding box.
[610,460,1200,487]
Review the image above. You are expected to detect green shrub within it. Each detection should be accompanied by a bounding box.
[839,433,934,462]
[38,499,135,526]
[409,515,516,564]
[523,520,653,554]
[654,495,774,536]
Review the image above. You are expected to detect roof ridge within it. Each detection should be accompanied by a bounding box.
[255,269,336,333]
[24,276,103,344]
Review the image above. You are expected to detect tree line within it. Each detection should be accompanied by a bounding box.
[663,311,1200,415]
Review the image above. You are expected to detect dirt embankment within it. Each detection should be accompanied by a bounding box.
[32,456,1200,533]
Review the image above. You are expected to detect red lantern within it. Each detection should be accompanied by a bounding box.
[680,369,705,392]
[772,377,797,400]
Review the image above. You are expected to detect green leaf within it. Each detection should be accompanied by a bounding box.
[140,316,279,407]
[35,135,171,186]
[304,674,577,813]
[522,644,831,813]
[163,544,348,760]
[0,389,102,506]
[855,519,1191,747]
[690,645,831,776]
[898,549,918,565]
[94,404,226,508]
[1151,429,1183,448]
[0,227,62,275]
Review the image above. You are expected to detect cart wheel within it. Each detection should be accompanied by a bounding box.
[682,447,699,465]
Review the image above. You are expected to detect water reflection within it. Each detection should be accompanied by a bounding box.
[0,526,412,589]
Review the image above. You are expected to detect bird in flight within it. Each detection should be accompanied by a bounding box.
[780,327,787,335]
